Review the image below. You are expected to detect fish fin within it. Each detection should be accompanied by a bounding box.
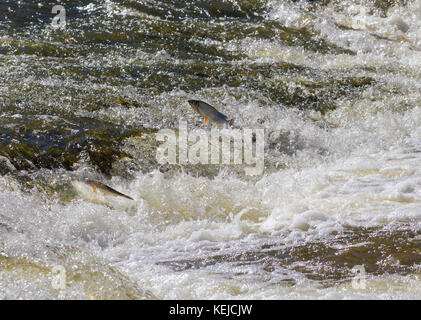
[229,118,234,126]
[204,117,208,123]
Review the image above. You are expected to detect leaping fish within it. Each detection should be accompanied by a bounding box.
[188,100,234,126]
[85,180,134,200]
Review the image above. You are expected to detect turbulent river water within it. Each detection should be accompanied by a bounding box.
[1,0,421,299]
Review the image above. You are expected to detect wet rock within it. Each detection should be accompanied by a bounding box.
[0,156,16,175]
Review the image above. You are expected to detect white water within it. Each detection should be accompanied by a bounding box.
[1,0,421,299]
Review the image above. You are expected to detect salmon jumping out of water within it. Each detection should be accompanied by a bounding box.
[85,180,134,200]
[188,100,234,126]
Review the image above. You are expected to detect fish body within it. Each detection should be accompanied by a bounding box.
[85,180,134,200]
[188,100,234,126]
[71,180,137,215]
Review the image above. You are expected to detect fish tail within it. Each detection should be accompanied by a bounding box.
[229,118,234,126]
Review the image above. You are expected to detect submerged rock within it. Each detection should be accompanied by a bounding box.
[0,245,157,300]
